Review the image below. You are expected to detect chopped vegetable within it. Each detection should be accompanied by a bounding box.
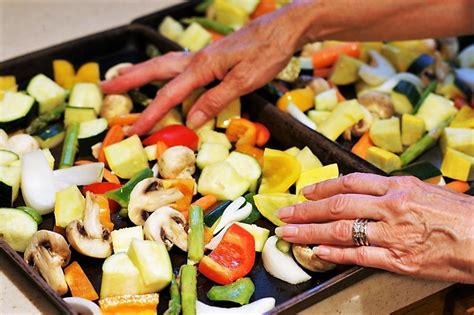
[276,88,314,112]
[111,226,144,253]
[445,180,470,193]
[213,197,252,235]
[192,194,217,212]
[401,114,425,146]
[329,55,363,85]
[287,103,317,130]
[143,125,199,151]
[369,117,403,153]
[69,83,103,114]
[187,205,205,265]
[27,74,66,114]
[254,193,297,226]
[415,93,457,131]
[440,127,474,156]
[296,164,339,201]
[216,98,241,129]
[100,253,144,298]
[366,146,402,173]
[351,131,373,159]
[53,60,75,89]
[259,148,300,194]
[207,277,255,305]
[440,148,474,181]
[196,298,276,314]
[182,17,233,35]
[198,161,249,200]
[250,0,277,18]
[412,81,437,114]
[64,261,99,301]
[26,103,66,135]
[98,293,159,314]
[98,124,125,164]
[0,207,38,252]
[177,22,212,52]
[180,264,197,315]
[105,168,153,208]
[104,135,149,179]
[318,100,365,141]
[235,144,264,166]
[164,274,181,315]
[225,118,257,147]
[312,42,360,69]
[58,122,80,169]
[54,185,85,228]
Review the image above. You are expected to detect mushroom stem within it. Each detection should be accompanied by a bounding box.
[83,193,103,239]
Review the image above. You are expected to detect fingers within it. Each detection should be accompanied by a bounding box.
[101,52,193,94]
[302,173,390,201]
[278,194,386,224]
[275,221,384,246]
[313,245,394,271]
[186,64,257,128]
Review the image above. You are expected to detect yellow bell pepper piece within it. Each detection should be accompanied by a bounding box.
[0,76,17,92]
[259,148,301,194]
[99,293,159,315]
[276,88,315,112]
[53,60,75,89]
[254,193,297,226]
[450,106,474,128]
[216,98,241,128]
[76,62,100,84]
[296,164,339,201]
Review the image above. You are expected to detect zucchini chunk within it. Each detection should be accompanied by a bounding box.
[0,92,37,132]
[78,118,108,156]
[69,83,103,113]
[64,106,97,127]
[407,54,434,74]
[34,123,66,149]
[26,74,66,113]
[391,80,420,114]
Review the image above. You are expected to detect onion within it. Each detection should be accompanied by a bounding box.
[53,162,104,186]
[287,103,316,130]
[196,298,276,315]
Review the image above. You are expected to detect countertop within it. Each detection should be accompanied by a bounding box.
[0,0,452,314]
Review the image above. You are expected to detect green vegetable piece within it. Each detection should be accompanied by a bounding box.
[180,265,197,315]
[204,200,232,227]
[128,89,152,107]
[164,274,181,315]
[412,81,436,114]
[276,238,291,253]
[26,103,66,135]
[240,193,261,224]
[105,168,153,208]
[390,161,441,180]
[187,205,204,265]
[17,206,43,225]
[59,122,79,169]
[146,44,161,58]
[195,0,214,13]
[207,277,255,305]
[118,207,128,218]
[399,122,447,167]
[181,17,233,35]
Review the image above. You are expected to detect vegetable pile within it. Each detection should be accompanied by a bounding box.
[0,58,341,314]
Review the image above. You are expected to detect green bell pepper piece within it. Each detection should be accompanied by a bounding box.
[207,277,255,305]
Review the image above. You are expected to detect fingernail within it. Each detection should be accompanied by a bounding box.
[186,111,207,129]
[302,185,314,196]
[314,246,330,256]
[277,206,294,219]
[275,226,298,238]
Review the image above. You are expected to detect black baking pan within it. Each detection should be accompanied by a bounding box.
[0,23,381,315]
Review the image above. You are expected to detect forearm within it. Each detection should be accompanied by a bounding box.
[290,0,473,46]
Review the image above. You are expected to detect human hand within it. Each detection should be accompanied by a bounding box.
[275,173,474,284]
[101,2,314,135]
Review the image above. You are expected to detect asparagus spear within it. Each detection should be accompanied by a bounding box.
[181,17,233,35]
[26,103,66,134]
[400,121,447,166]
[164,274,181,315]
[180,265,197,315]
[187,205,204,265]
[412,81,436,114]
[195,0,214,13]
[59,122,79,169]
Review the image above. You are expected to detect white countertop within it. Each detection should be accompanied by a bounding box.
[0,0,452,314]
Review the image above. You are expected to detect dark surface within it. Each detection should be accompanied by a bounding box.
[0,23,381,315]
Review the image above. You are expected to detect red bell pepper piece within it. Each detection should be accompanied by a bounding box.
[142,125,199,151]
[83,182,122,213]
[198,224,255,285]
[254,122,270,147]
[225,118,257,147]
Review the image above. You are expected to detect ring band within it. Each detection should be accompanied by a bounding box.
[352,218,370,246]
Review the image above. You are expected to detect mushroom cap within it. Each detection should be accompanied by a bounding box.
[292,244,337,272]
[128,178,184,225]
[24,230,71,295]
[66,220,112,258]
[358,91,394,119]
[144,206,188,251]
[158,146,196,179]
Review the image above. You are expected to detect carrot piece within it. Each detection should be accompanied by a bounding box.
[445,180,470,193]
[99,294,159,314]
[192,195,217,212]
[98,125,125,164]
[328,81,346,101]
[108,113,141,127]
[205,29,225,42]
[64,261,99,301]
[155,141,169,159]
[251,0,277,19]
[312,42,360,69]
[351,132,373,160]
[313,67,332,78]
[95,194,114,231]
[204,226,214,245]
[75,160,120,184]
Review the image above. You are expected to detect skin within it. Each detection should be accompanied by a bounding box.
[101,0,474,282]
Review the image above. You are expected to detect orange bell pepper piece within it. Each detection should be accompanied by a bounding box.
[192,195,217,213]
[225,118,257,147]
[53,60,76,89]
[64,261,99,301]
[254,122,271,147]
[155,141,169,159]
[99,125,125,164]
[75,62,100,83]
[445,180,470,193]
[235,144,264,166]
[251,0,277,19]
[95,194,114,231]
[276,88,315,112]
[162,179,195,212]
[99,293,159,315]
[351,131,373,160]
[312,42,360,69]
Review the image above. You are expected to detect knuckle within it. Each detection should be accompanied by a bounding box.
[331,220,351,242]
[385,192,413,214]
[355,247,370,265]
[329,196,347,216]
[192,51,211,65]
[228,70,253,92]
[200,92,225,114]
[341,173,360,191]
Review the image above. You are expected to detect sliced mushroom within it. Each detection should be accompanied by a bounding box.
[307,77,331,95]
[100,94,133,121]
[438,37,459,61]
[66,192,112,258]
[144,206,188,251]
[351,105,374,138]
[158,146,196,179]
[24,230,71,295]
[357,91,394,119]
[292,244,336,272]
[128,178,184,225]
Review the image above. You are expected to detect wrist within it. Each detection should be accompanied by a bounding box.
[450,210,474,283]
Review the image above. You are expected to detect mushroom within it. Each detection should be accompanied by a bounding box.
[158,146,196,179]
[66,192,112,258]
[104,62,133,81]
[350,105,374,139]
[438,37,459,61]
[128,178,184,225]
[357,91,394,119]
[434,51,452,82]
[4,134,39,156]
[307,77,331,95]
[292,244,337,272]
[300,42,322,58]
[100,94,133,121]
[24,230,71,295]
[144,206,188,251]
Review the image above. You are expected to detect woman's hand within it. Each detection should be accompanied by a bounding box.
[101,2,315,135]
[275,173,474,284]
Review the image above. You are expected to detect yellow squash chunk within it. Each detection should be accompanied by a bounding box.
[54,185,85,228]
[381,44,419,72]
[216,98,241,128]
[296,164,339,201]
[254,193,298,226]
[100,253,145,298]
[295,146,323,172]
[450,106,474,128]
[111,226,144,253]
[308,110,331,126]
[177,23,212,52]
[259,148,301,194]
[214,0,249,29]
[284,146,301,157]
[366,146,402,173]
[104,135,149,179]
[329,55,363,85]
[440,128,474,156]
[401,114,425,146]
[318,100,365,141]
[149,108,183,134]
[440,148,474,181]
[369,117,403,153]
